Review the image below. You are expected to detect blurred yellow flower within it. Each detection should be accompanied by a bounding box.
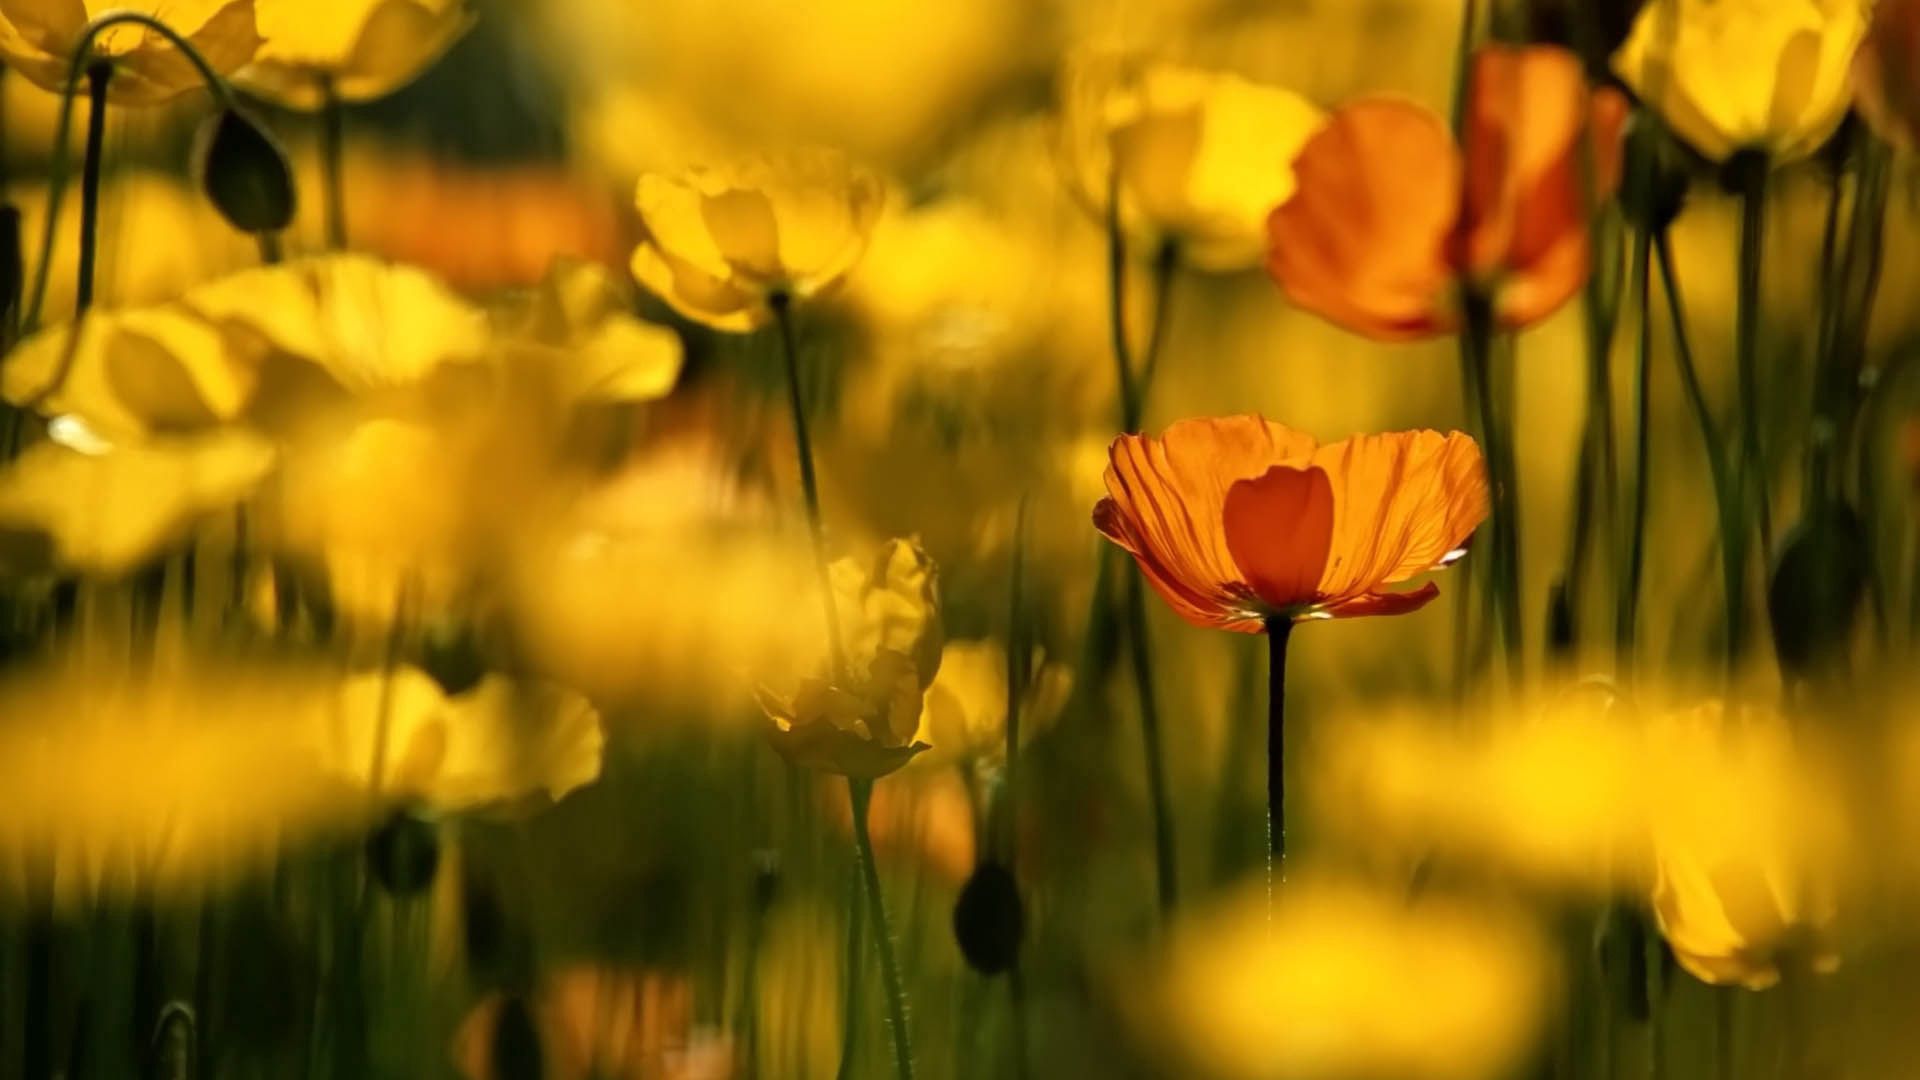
[452,966,733,1080]
[759,538,942,779]
[913,639,1071,769]
[1147,879,1554,1080]
[629,148,884,332]
[0,656,366,906]
[1613,0,1868,163]
[1648,702,1841,989]
[499,259,685,406]
[1060,52,1324,270]
[239,0,472,109]
[0,428,273,574]
[314,667,604,814]
[0,0,261,104]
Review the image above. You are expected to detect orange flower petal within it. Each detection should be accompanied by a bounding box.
[1320,582,1443,619]
[1222,465,1334,616]
[1267,98,1462,341]
[1309,430,1488,608]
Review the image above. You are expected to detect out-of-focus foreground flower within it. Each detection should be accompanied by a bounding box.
[1094,415,1487,632]
[240,0,473,108]
[1058,52,1324,270]
[1614,0,1867,164]
[1269,45,1627,340]
[453,966,733,1080]
[1853,0,1920,149]
[629,148,884,332]
[0,0,261,104]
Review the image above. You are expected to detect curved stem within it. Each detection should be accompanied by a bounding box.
[23,11,236,332]
[1125,571,1177,919]
[1735,164,1774,572]
[1616,223,1654,672]
[320,75,348,250]
[849,778,915,1080]
[1264,618,1293,907]
[772,296,846,677]
[1104,173,1141,433]
[1135,241,1179,397]
[74,61,109,313]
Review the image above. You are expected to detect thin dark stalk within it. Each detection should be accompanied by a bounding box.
[1001,498,1029,860]
[320,76,347,250]
[75,61,110,313]
[1735,163,1774,569]
[1714,989,1734,1080]
[1125,572,1177,918]
[772,296,846,676]
[1264,618,1293,902]
[848,778,915,1080]
[1617,224,1654,671]
[1135,241,1179,396]
[24,905,52,1080]
[833,862,864,1080]
[1104,174,1141,431]
[256,232,283,265]
[1460,293,1522,672]
[1656,231,1744,671]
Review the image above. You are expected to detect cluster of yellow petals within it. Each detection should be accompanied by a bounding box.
[0,0,258,104]
[239,0,472,109]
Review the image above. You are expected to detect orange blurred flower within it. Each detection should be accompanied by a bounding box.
[453,967,732,1080]
[1855,0,1920,150]
[1267,45,1627,341]
[1093,416,1486,632]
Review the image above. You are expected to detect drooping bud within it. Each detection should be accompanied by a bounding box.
[952,860,1023,975]
[366,807,440,897]
[1767,504,1867,680]
[1620,112,1690,234]
[196,108,297,235]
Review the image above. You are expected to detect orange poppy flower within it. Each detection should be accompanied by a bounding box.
[1267,44,1628,341]
[1093,416,1488,632]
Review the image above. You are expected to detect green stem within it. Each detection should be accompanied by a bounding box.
[833,860,864,1080]
[1125,571,1178,919]
[1616,224,1654,672]
[320,75,347,251]
[848,778,915,1080]
[1734,160,1774,572]
[1104,173,1142,432]
[772,296,846,677]
[1135,241,1179,396]
[1264,618,1293,900]
[1657,231,1744,673]
[1460,292,1522,673]
[75,61,109,313]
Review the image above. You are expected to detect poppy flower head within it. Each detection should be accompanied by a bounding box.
[1093,415,1488,633]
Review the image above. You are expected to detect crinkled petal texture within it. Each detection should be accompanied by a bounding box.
[1094,416,1487,632]
[240,0,472,108]
[630,148,885,333]
[1853,0,1920,150]
[1096,60,1324,270]
[0,0,262,104]
[1614,0,1867,163]
[1266,99,1463,341]
[1462,45,1629,329]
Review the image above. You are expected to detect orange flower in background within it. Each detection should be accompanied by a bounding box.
[1855,0,1920,150]
[1093,415,1487,633]
[1267,45,1627,341]
[453,967,732,1080]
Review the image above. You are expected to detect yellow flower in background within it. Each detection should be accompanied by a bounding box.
[239,0,473,109]
[0,0,260,104]
[629,148,884,332]
[0,429,273,574]
[913,639,1071,769]
[499,259,685,406]
[759,538,943,779]
[1059,52,1325,270]
[1146,879,1554,1080]
[1648,702,1841,989]
[1613,0,1867,163]
[313,667,604,814]
[0,656,366,907]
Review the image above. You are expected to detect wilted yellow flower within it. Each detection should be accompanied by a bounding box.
[1146,879,1554,1080]
[1648,703,1841,989]
[313,667,604,814]
[629,148,884,332]
[0,0,261,104]
[0,656,367,906]
[759,538,942,778]
[913,639,1071,769]
[499,259,684,407]
[452,966,733,1080]
[239,0,472,109]
[1614,0,1868,163]
[1059,52,1324,269]
[0,428,273,574]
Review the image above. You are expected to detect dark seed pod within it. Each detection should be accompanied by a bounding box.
[1620,112,1690,235]
[490,995,545,1080]
[421,619,487,695]
[367,807,440,897]
[196,108,296,234]
[1768,504,1867,680]
[952,861,1023,976]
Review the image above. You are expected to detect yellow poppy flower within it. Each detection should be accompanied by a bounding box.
[1613,0,1868,163]
[238,0,472,109]
[0,656,368,907]
[0,0,261,105]
[1146,879,1553,1080]
[913,639,1071,768]
[758,538,942,779]
[0,428,273,574]
[500,258,685,407]
[1059,51,1324,270]
[629,148,885,333]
